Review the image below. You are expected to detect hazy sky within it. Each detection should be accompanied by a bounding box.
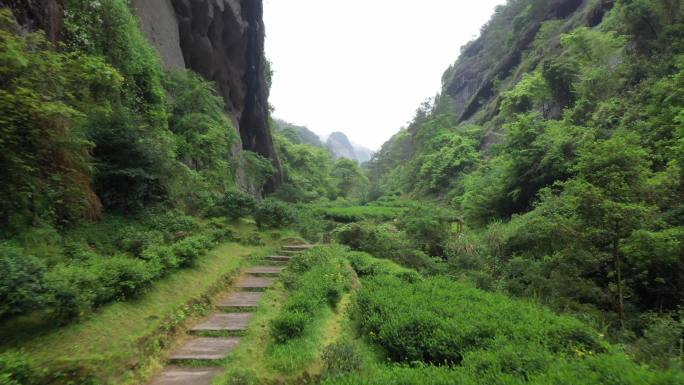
[263,0,505,150]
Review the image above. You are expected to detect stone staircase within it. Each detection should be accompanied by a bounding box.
[148,245,311,385]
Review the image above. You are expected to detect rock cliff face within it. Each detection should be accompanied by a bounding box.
[2,0,282,191]
[132,0,281,190]
[442,0,611,124]
[0,0,63,41]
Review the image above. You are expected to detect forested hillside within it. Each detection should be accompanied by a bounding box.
[0,0,683,384]
[368,0,683,335]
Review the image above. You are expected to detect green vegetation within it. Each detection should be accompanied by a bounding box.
[217,246,356,383]
[273,126,369,203]
[2,0,684,383]
[0,240,259,384]
[364,0,684,359]
[320,253,683,385]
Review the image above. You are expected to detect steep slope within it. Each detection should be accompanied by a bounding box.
[274,119,325,147]
[326,132,357,160]
[368,0,684,332]
[131,0,282,189]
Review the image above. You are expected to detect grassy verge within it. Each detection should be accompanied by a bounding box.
[0,242,260,384]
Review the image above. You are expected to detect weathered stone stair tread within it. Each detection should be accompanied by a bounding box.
[268,255,292,262]
[234,276,275,289]
[190,313,254,331]
[149,367,222,385]
[217,291,262,308]
[282,244,317,251]
[169,337,240,361]
[247,266,284,275]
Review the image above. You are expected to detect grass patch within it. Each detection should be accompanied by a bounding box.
[265,307,333,374]
[0,242,259,384]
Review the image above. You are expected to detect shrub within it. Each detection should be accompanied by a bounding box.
[255,199,296,229]
[270,311,309,342]
[171,235,213,267]
[141,244,178,274]
[0,352,43,385]
[45,264,99,322]
[631,315,684,369]
[293,205,329,243]
[218,190,257,220]
[398,204,453,256]
[0,246,46,320]
[115,227,164,257]
[101,256,156,299]
[142,210,199,237]
[354,274,605,366]
[333,222,442,274]
[322,340,364,377]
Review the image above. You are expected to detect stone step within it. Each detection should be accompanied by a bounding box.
[282,244,316,251]
[149,367,222,385]
[268,255,292,262]
[190,313,254,332]
[169,337,240,361]
[233,276,275,290]
[247,266,284,275]
[217,291,262,308]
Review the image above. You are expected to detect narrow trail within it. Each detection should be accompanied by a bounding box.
[149,244,315,385]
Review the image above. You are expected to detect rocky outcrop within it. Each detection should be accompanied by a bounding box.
[442,0,601,124]
[4,0,282,190]
[133,0,281,190]
[0,0,62,41]
[134,0,281,190]
[130,0,185,69]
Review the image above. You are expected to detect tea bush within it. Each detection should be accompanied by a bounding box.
[319,356,684,385]
[333,222,442,273]
[354,274,605,366]
[271,311,309,342]
[216,190,257,220]
[0,246,46,320]
[141,210,199,237]
[336,254,682,385]
[171,234,214,267]
[255,199,296,229]
[140,244,179,274]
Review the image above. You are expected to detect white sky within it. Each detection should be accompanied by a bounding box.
[263,0,506,150]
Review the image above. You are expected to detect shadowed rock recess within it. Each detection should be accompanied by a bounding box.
[132,0,282,190]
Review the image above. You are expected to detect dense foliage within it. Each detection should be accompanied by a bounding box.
[0,0,286,329]
[322,253,684,385]
[273,126,368,202]
[365,0,684,346]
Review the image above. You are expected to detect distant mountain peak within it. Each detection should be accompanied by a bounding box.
[274,119,374,163]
